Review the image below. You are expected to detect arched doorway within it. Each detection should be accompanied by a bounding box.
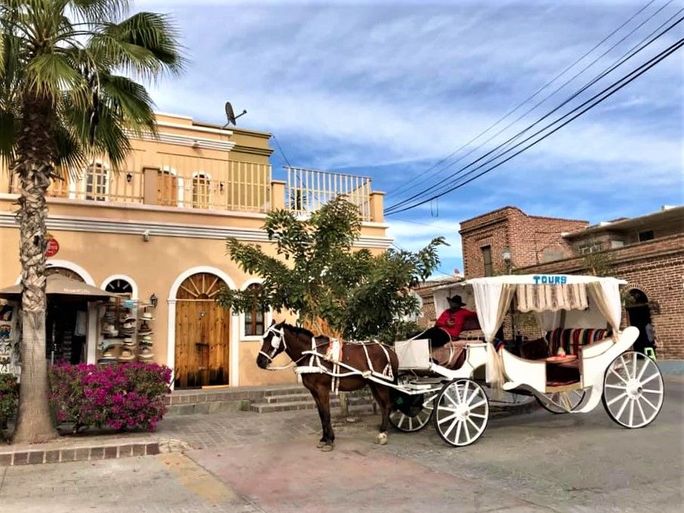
[626,288,652,353]
[174,272,230,388]
[45,266,87,363]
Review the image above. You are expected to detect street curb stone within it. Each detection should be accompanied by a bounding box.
[0,437,189,467]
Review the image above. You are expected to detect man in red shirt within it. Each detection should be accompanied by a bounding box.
[435,295,478,342]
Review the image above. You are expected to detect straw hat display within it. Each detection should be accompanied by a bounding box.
[138,347,154,360]
[118,348,135,362]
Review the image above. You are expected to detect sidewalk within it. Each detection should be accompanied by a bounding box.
[2,362,682,466]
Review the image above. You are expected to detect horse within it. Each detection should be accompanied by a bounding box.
[256,321,399,452]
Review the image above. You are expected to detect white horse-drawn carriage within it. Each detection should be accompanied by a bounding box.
[388,274,665,447]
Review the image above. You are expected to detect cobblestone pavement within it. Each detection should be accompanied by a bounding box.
[0,377,681,513]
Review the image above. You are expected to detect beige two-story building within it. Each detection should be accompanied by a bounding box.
[0,113,390,388]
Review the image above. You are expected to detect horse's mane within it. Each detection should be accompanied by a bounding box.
[280,323,318,339]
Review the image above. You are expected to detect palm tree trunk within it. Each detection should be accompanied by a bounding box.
[12,97,58,444]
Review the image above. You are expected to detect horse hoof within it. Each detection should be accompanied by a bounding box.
[376,432,388,445]
[319,443,334,452]
[316,440,326,448]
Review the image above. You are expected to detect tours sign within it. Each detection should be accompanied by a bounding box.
[45,233,60,258]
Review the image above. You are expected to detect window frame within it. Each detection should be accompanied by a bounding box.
[481,245,493,277]
[240,282,271,340]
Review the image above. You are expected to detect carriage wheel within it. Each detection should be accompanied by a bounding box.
[433,379,489,447]
[536,389,586,414]
[602,351,664,429]
[389,392,437,432]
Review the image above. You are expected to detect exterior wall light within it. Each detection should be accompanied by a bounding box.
[149,293,158,308]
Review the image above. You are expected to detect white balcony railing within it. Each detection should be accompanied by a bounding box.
[286,166,372,221]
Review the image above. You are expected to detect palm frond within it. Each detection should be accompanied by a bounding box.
[68,0,130,24]
[26,52,85,100]
[93,11,184,80]
[100,73,156,136]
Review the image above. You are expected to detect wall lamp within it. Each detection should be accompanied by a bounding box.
[149,293,158,308]
[502,247,512,263]
[126,172,133,183]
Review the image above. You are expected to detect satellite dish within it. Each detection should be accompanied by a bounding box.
[223,101,247,128]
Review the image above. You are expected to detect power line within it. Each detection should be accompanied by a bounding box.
[271,133,292,168]
[386,14,683,214]
[386,4,681,213]
[386,37,683,216]
[385,0,662,200]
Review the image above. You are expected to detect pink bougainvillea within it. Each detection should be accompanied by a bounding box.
[49,363,172,432]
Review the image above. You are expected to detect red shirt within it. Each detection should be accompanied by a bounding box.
[435,308,478,340]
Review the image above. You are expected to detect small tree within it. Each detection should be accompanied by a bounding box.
[219,198,445,341]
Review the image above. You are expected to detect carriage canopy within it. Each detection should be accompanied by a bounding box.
[433,274,626,344]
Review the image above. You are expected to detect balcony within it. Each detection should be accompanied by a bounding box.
[286,166,373,221]
[4,159,384,222]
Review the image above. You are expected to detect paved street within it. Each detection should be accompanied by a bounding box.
[1,377,682,513]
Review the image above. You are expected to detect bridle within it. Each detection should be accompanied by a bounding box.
[259,323,287,363]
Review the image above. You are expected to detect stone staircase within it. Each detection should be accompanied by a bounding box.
[166,384,378,416]
[248,387,377,414]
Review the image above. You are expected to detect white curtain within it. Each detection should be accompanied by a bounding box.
[516,283,588,312]
[587,280,622,336]
[472,282,515,388]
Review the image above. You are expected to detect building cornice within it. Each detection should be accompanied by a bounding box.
[0,212,393,249]
[156,121,233,137]
[132,131,236,152]
[231,144,274,157]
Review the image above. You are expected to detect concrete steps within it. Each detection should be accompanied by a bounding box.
[166,384,378,416]
[250,392,377,414]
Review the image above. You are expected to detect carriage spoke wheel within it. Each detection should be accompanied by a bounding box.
[433,379,489,447]
[389,392,437,433]
[536,389,586,414]
[603,351,664,429]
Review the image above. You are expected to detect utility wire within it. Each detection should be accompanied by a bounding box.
[386,13,683,214]
[388,2,678,213]
[387,4,680,213]
[386,38,683,216]
[271,133,292,168]
[385,0,661,199]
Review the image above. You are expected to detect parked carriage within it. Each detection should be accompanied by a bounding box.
[257,274,664,450]
[389,274,665,446]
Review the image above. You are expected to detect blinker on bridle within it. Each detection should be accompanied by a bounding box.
[259,324,286,362]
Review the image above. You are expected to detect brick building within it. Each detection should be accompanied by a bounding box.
[458,205,684,359]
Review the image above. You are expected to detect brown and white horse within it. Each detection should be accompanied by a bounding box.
[256,322,398,451]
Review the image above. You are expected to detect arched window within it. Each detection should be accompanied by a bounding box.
[244,283,266,336]
[104,278,134,298]
[85,162,108,201]
[192,172,211,209]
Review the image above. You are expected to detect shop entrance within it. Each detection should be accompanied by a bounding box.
[174,273,230,388]
[45,267,88,364]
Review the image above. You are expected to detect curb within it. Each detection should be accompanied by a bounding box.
[0,437,190,467]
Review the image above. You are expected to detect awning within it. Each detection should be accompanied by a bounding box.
[0,275,115,300]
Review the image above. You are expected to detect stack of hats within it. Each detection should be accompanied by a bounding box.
[137,311,154,361]
[118,347,136,362]
[99,304,122,364]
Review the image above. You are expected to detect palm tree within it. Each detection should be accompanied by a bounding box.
[0,0,183,443]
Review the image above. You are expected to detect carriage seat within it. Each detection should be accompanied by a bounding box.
[547,328,609,356]
[518,328,609,361]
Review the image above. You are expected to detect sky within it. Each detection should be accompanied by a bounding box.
[138,0,683,277]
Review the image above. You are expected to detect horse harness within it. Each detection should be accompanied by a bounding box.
[261,324,395,393]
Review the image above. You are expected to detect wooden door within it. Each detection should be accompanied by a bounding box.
[174,273,230,388]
